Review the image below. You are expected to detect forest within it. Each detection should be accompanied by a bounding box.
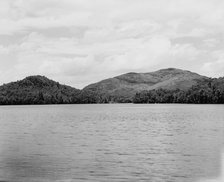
[133,78,224,104]
[0,76,80,105]
[0,75,224,105]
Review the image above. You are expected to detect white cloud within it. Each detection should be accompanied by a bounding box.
[201,51,224,77]
[0,0,224,88]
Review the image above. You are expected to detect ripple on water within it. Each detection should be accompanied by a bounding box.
[0,104,223,182]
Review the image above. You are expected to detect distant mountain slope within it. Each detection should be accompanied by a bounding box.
[212,77,224,90]
[0,76,80,105]
[81,68,209,103]
[133,77,224,104]
[0,68,220,105]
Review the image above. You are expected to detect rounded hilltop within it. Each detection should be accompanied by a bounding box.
[82,67,209,103]
[0,68,223,104]
[0,75,80,105]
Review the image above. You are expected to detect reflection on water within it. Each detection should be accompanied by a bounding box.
[0,104,223,182]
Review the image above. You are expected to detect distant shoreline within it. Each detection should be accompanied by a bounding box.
[1,68,224,105]
[0,103,224,106]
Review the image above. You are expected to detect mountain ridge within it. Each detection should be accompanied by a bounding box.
[81,68,209,102]
[0,68,223,104]
[0,75,80,105]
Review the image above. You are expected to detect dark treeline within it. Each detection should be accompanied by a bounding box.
[77,90,133,103]
[133,78,224,104]
[0,76,224,105]
[0,75,130,105]
[0,76,80,105]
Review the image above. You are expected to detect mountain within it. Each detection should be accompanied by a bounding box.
[133,77,224,104]
[0,68,222,105]
[81,68,209,103]
[0,75,80,105]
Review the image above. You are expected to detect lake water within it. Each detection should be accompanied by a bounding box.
[0,104,223,182]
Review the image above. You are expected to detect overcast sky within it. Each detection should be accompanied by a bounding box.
[0,0,224,88]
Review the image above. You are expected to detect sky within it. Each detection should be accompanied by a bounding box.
[0,0,224,88]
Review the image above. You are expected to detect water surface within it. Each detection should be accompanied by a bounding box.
[0,104,223,182]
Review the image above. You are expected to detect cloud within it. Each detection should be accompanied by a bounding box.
[201,51,224,77]
[0,0,224,88]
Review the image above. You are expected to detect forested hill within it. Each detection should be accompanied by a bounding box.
[0,76,81,105]
[0,69,224,105]
[133,77,224,104]
[81,68,208,103]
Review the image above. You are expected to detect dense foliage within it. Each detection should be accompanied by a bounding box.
[81,68,207,103]
[77,90,132,103]
[0,76,80,105]
[0,75,223,105]
[133,78,224,104]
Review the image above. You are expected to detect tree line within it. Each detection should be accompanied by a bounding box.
[0,76,80,105]
[133,78,224,104]
[0,76,224,105]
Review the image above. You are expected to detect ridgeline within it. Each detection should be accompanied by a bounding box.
[0,68,224,105]
[0,76,80,105]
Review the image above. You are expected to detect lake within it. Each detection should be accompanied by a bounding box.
[0,104,223,182]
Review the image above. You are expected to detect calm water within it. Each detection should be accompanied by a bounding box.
[0,104,223,182]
